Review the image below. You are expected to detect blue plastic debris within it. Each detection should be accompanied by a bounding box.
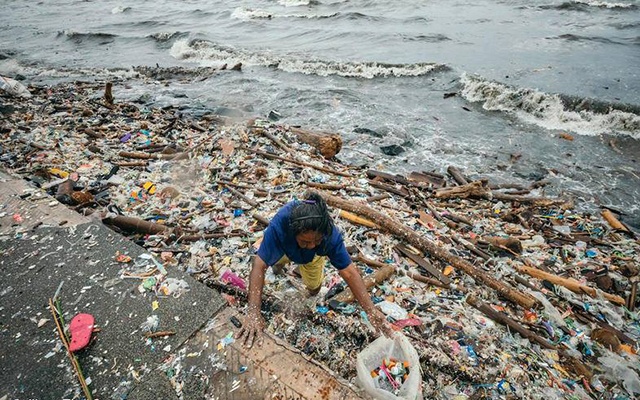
[316,306,329,314]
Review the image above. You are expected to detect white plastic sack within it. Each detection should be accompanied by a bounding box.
[0,76,31,98]
[356,334,422,400]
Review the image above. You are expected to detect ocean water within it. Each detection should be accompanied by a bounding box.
[1,0,639,225]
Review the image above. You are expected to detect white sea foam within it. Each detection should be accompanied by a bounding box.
[169,39,446,79]
[278,0,312,6]
[573,0,636,8]
[460,73,640,138]
[230,7,274,20]
[231,6,336,20]
[111,6,131,14]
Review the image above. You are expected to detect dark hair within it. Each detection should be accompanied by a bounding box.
[289,192,333,237]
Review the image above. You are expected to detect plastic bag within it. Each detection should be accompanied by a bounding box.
[356,334,421,400]
[159,278,190,298]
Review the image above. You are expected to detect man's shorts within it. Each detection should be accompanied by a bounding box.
[274,255,326,291]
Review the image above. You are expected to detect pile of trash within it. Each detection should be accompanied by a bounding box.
[2,80,639,399]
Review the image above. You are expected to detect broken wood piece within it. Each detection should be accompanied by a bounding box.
[333,264,395,303]
[104,82,114,106]
[304,181,369,194]
[144,330,176,338]
[103,215,169,235]
[318,191,538,309]
[220,182,258,208]
[352,253,390,269]
[515,264,625,306]
[405,270,450,289]
[627,281,637,312]
[492,192,571,207]
[118,151,182,160]
[366,193,390,203]
[466,294,554,349]
[177,232,246,242]
[338,209,379,228]
[466,294,592,379]
[481,236,523,254]
[441,211,473,226]
[452,235,493,261]
[113,161,148,167]
[601,209,629,232]
[446,166,469,185]
[434,180,491,200]
[366,170,427,189]
[289,126,342,158]
[241,147,352,177]
[394,244,451,285]
[368,180,410,198]
[408,171,445,188]
[255,128,293,153]
[252,213,270,226]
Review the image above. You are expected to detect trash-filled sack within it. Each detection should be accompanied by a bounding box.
[356,333,421,400]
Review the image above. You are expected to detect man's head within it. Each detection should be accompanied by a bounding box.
[290,192,333,249]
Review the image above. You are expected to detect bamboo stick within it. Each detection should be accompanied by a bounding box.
[515,264,625,306]
[338,210,379,228]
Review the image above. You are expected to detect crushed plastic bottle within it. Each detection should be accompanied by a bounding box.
[0,76,31,98]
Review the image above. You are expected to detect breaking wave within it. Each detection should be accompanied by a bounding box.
[230,7,338,20]
[400,33,451,42]
[573,0,637,8]
[111,6,131,14]
[460,73,640,138]
[169,39,448,78]
[57,30,117,43]
[542,0,636,10]
[549,33,632,45]
[277,0,320,6]
[147,31,186,43]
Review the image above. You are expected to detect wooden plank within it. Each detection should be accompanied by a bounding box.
[394,244,451,285]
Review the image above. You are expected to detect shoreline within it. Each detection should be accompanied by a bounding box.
[2,80,640,398]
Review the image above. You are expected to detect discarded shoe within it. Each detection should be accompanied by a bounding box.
[68,313,95,352]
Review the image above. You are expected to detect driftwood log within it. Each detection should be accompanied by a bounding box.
[446,166,469,185]
[318,191,538,309]
[289,126,342,159]
[515,264,625,306]
[434,180,491,200]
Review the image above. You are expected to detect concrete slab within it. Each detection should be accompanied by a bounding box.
[0,169,368,400]
[184,308,369,400]
[0,170,225,400]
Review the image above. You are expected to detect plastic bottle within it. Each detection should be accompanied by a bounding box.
[0,76,31,98]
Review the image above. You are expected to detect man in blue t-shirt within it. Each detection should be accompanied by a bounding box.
[238,192,393,348]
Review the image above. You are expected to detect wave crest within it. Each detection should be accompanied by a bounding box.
[230,7,337,20]
[147,31,185,42]
[170,39,448,79]
[573,0,636,8]
[460,73,640,138]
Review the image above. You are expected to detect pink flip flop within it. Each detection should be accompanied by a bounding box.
[68,313,95,352]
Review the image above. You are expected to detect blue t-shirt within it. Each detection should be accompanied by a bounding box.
[257,201,352,270]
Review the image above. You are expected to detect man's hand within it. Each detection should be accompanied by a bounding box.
[237,310,265,349]
[368,308,395,337]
